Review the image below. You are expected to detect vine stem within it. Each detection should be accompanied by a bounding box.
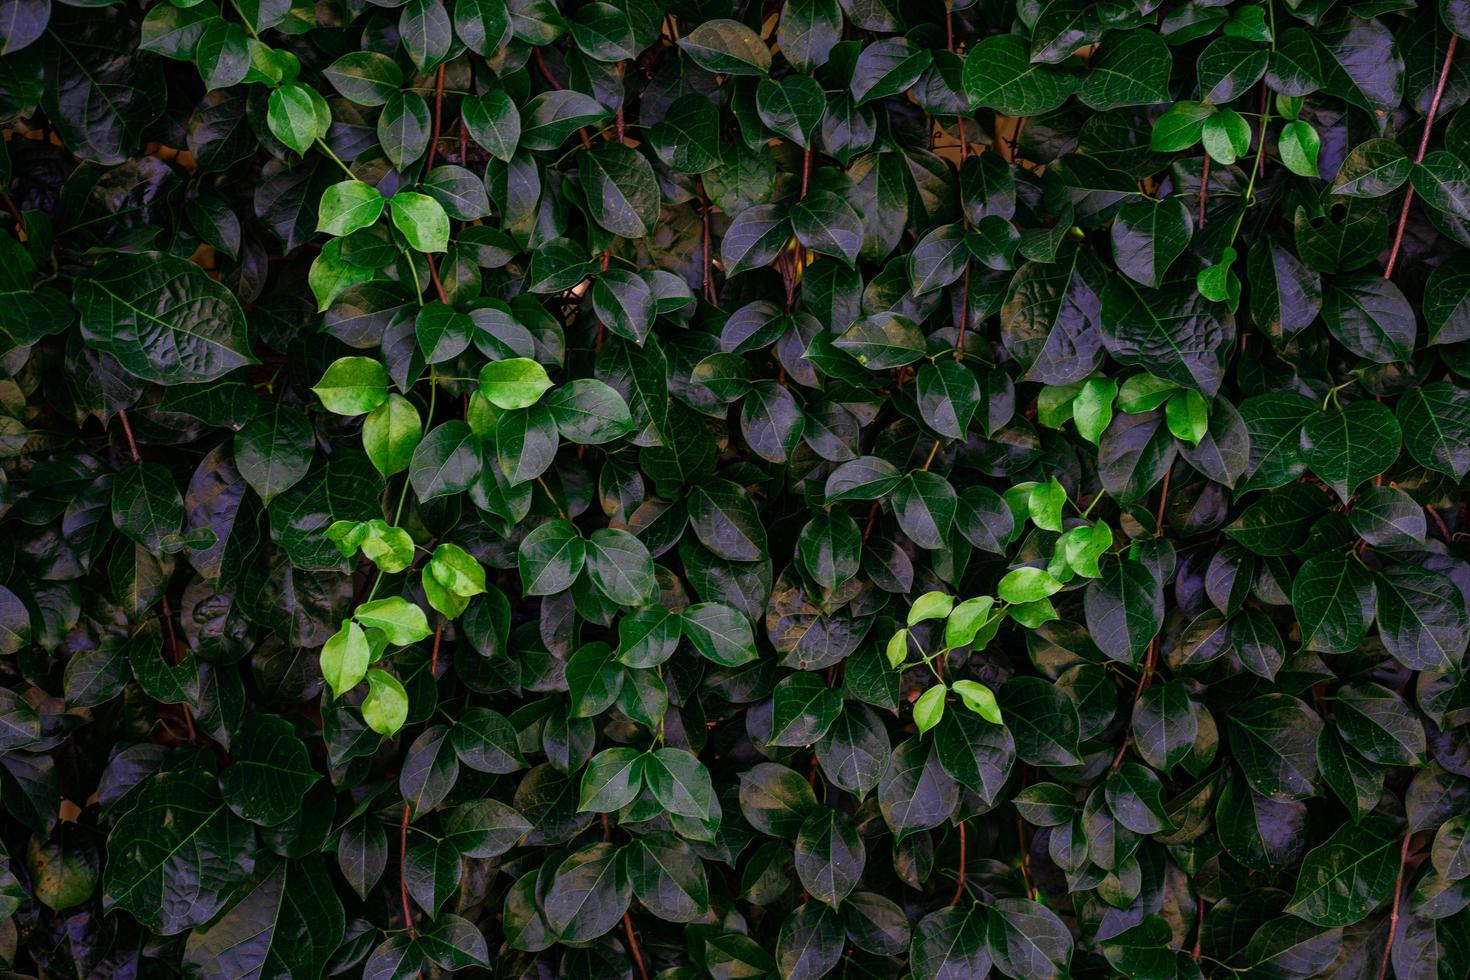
[1155,465,1172,533]
[623,912,650,980]
[429,622,442,676]
[1017,812,1036,900]
[950,820,967,905]
[1385,34,1458,280]
[425,64,445,171]
[426,253,450,304]
[399,803,416,938]
[1193,895,1205,962]
[1111,637,1158,772]
[532,49,593,150]
[1376,834,1413,980]
[117,409,141,463]
[1197,156,1209,229]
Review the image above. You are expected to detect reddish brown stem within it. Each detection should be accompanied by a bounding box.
[1427,503,1451,541]
[1111,638,1158,772]
[1377,834,1413,980]
[531,49,593,150]
[1017,812,1036,900]
[801,146,811,199]
[623,912,650,980]
[954,260,971,357]
[400,803,417,938]
[950,820,967,905]
[1192,895,1205,962]
[1,190,22,229]
[426,253,450,305]
[429,622,442,676]
[1197,156,1210,229]
[117,408,141,463]
[1155,464,1172,534]
[1386,34,1458,279]
[701,189,717,304]
[861,500,880,540]
[425,64,445,171]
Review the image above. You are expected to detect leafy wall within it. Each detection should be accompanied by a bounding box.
[0,0,1469,976]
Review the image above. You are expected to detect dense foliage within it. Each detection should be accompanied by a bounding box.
[3,0,1470,974]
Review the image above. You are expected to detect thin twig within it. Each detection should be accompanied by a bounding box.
[1376,834,1413,980]
[117,409,141,463]
[429,623,442,676]
[425,64,445,171]
[951,820,967,905]
[531,49,593,150]
[400,803,417,938]
[1017,813,1036,900]
[1386,34,1458,279]
[954,260,971,358]
[1197,156,1210,229]
[1,190,22,229]
[1155,465,1172,534]
[1192,895,1205,962]
[159,596,197,743]
[623,912,650,980]
[426,253,450,304]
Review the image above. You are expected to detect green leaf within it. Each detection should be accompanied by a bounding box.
[1301,401,1402,502]
[792,190,863,267]
[182,854,344,979]
[267,82,329,155]
[681,602,757,666]
[518,520,586,595]
[1397,382,1470,479]
[463,90,520,161]
[998,566,1064,604]
[364,394,422,477]
[1084,557,1162,666]
[389,191,450,253]
[1287,817,1402,926]
[354,597,432,645]
[912,684,946,735]
[1201,108,1251,165]
[950,679,1002,724]
[112,462,184,552]
[103,770,254,935]
[1229,694,1322,801]
[1110,197,1192,289]
[313,356,390,415]
[478,357,552,408]
[677,19,770,75]
[317,181,385,237]
[580,142,660,239]
[219,715,320,826]
[642,747,713,818]
[1279,120,1321,177]
[362,668,409,735]
[1078,29,1172,110]
[77,253,255,384]
[963,33,1077,116]
[321,620,370,698]
[578,747,643,812]
[1332,138,1411,198]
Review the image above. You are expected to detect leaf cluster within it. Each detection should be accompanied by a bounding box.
[0,0,1469,977]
